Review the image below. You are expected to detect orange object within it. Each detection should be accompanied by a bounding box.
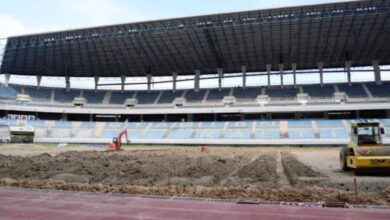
[200,146,208,153]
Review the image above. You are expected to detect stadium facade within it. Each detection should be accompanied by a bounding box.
[0,0,390,145]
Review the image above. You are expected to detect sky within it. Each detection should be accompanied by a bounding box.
[0,0,381,90]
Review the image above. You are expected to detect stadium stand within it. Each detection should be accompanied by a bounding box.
[158,90,183,104]
[366,82,390,97]
[233,87,261,101]
[110,91,134,104]
[185,90,206,103]
[266,87,299,99]
[54,89,80,102]
[337,84,367,98]
[302,85,334,98]
[0,85,18,99]
[206,88,230,102]
[136,91,159,104]
[83,90,106,104]
[24,87,52,101]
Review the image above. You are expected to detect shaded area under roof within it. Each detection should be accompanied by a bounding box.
[1,0,389,77]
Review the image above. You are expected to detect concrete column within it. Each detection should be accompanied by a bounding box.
[266,64,271,87]
[217,68,223,91]
[94,76,99,92]
[346,61,352,85]
[241,65,247,89]
[146,74,152,92]
[120,75,126,92]
[279,63,284,88]
[36,75,42,90]
[292,63,297,88]
[172,72,177,92]
[194,69,201,92]
[4,74,10,87]
[373,60,381,85]
[65,76,70,91]
[318,62,324,87]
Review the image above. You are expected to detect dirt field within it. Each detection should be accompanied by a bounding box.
[0,144,389,205]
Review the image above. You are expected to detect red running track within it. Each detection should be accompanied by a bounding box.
[0,187,389,220]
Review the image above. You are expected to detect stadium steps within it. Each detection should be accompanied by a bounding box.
[154,91,163,104]
[311,120,320,138]
[102,91,111,104]
[334,85,340,92]
[279,121,288,138]
[361,83,374,98]
[202,89,210,103]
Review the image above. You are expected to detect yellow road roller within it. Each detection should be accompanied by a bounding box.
[340,122,390,175]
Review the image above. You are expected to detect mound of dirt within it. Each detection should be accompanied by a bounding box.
[0,178,388,205]
[51,174,90,184]
[281,152,326,186]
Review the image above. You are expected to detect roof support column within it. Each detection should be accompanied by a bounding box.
[217,68,223,91]
[292,63,297,88]
[4,74,10,87]
[172,72,177,93]
[194,69,200,92]
[318,62,324,87]
[146,74,152,92]
[266,64,271,87]
[345,61,352,85]
[241,65,247,89]
[279,64,284,88]
[94,76,99,92]
[65,76,70,91]
[120,75,126,92]
[373,60,381,85]
[37,75,42,90]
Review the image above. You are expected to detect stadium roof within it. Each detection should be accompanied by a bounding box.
[1,0,389,77]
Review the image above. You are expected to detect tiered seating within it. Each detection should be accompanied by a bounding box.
[206,88,230,102]
[83,90,106,104]
[0,85,19,99]
[142,130,166,138]
[193,130,221,138]
[233,87,260,100]
[136,91,159,104]
[158,91,183,104]
[24,87,51,101]
[54,89,80,102]
[223,129,252,139]
[254,130,280,138]
[266,87,298,99]
[185,90,206,103]
[303,85,334,98]
[338,84,367,98]
[366,82,390,97]
[167,129,194,138]
[110,91,134,104]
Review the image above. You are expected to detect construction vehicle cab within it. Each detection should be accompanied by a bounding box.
[108,129,129,151]
[340,122,390,174]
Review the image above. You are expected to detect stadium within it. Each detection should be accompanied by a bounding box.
[0,0,390,219]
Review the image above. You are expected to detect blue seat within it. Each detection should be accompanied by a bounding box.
[54,121,73,128]
[136,91,159,104]
[0,118,18,126]
[175,122,199,129]
[80,121,96,128]
[223,129,251,139]
[266,87,298,99]
[127,130,142,138]
[228,121,253,128]
[167,130,194,138]
[193,130,221,139]
[287,120,312,128]
[83,90,106,104]
[105,122,125,129]
[26,120,46,127]
[256,121,279,128]
[0,85,18,99]
[366,82,390,97]
[338,84,367,98]
[303,85,334,97]
[233,87,260,100]
[110,91,134,104]
[185,90,206,102]
[24,87,51,101]
[316,120,343,127]
[200,122,225,128]
[150,122,174,129]
[207,88,230,102]
[319,129,333,138]
[334,129,349,138]
[255,130,280,138]
[158,91,183,104]
[126,122,149,129]
[54,89,80,102]
[142,130,166,138]
[288,130,315,138]
[101,130,118,139]
[380,119,390,127]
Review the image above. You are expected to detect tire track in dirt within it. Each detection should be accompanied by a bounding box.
[276,151,291,187]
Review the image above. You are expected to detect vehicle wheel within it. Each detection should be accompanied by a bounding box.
[340,147,350,171]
